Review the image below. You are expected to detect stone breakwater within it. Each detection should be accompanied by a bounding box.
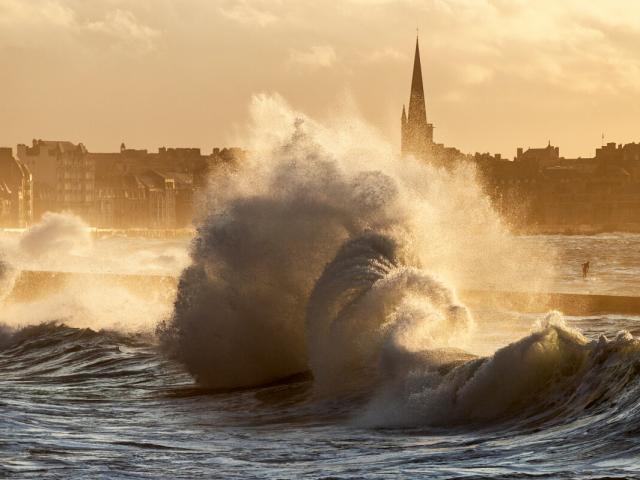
[7,270,640,316]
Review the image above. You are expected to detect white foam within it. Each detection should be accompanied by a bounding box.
[161,94,553,391]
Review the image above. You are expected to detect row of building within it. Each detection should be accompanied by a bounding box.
[400,36,640,232]
[0,140,244,228]
[3,36,637,232]
[475,142,640,232]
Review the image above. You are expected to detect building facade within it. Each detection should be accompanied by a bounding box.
[90,146,245,228]
[0,148,33,227]
[475,142,640,232]
[398,37,640,232]
[17,140,94,220]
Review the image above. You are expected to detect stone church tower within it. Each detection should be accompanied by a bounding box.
[401,36,434,159]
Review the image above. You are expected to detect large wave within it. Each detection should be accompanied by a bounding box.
[309,234,640,428]
[159,124,406,388]
[155,94,640,428]
[361,315,640,429]
[306,232,473,393]
[159,95,553,392]
[1,95,638,443]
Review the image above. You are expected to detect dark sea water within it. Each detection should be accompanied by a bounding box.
[530,233,640,296]
[1,234,640,479]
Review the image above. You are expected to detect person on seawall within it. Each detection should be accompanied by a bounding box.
[582,261,590,279]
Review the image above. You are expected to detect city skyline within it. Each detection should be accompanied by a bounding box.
[2,0,640,158]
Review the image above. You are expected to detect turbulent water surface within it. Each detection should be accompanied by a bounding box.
[2,101,640,478]
[2,300,639,478]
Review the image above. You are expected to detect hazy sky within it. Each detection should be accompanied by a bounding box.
[2,0,640,158]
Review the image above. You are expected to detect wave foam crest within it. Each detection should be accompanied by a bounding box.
[159,95,540,394]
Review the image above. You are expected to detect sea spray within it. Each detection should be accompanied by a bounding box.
[19,212,92,258]
[160,124,405,388]
[0,213,183,333]
[357,314,638,428]
[160,94,553,390]
[306,232,474,392]
[0,258,18,304]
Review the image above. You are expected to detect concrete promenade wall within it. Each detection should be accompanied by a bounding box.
[5,270,640,316]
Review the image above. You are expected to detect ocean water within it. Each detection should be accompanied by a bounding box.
[527,233,640,297]
[1,286,639,478]
[2,100,640,478]
[2,231,639,479]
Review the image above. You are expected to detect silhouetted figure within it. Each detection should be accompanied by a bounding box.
[582,261,590,279]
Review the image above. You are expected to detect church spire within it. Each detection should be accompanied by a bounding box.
[401,34,433,158]
[408,36,427,127]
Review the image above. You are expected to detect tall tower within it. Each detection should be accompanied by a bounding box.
[401,36,434,159]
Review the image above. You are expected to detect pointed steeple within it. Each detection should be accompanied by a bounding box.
[411,36,424,96]
[401,104,407,151]
[401,34,434,159]
[408,36,427,127]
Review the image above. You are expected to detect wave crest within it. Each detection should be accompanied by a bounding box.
[157,95,640,429]
[307,232,474,391]
[159,120,403,389]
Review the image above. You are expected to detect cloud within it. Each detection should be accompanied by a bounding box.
[0,0,75,28]
[457,64,494,85]
[219,0,279,27]
[363,47,406,64]
[86,9,160,53]
[399,0,640,96]
[0,0,159,53]
[0,0,76,48]
[289,45,337,68]
[2,0,640,158]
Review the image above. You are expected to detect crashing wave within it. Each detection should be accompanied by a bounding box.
[156,95,640,427]
[306,232,473,392]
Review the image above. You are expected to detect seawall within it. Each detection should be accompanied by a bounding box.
[4,270,640,317]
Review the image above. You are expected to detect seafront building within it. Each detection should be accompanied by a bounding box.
[0,38,638,231]
[17,140,93,220]
[475,142,640,232]
[0,141,244,229]
[0,148,33,227]
[401,36,640,233]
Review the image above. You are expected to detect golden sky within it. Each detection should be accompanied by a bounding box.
[2,0,639,158]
